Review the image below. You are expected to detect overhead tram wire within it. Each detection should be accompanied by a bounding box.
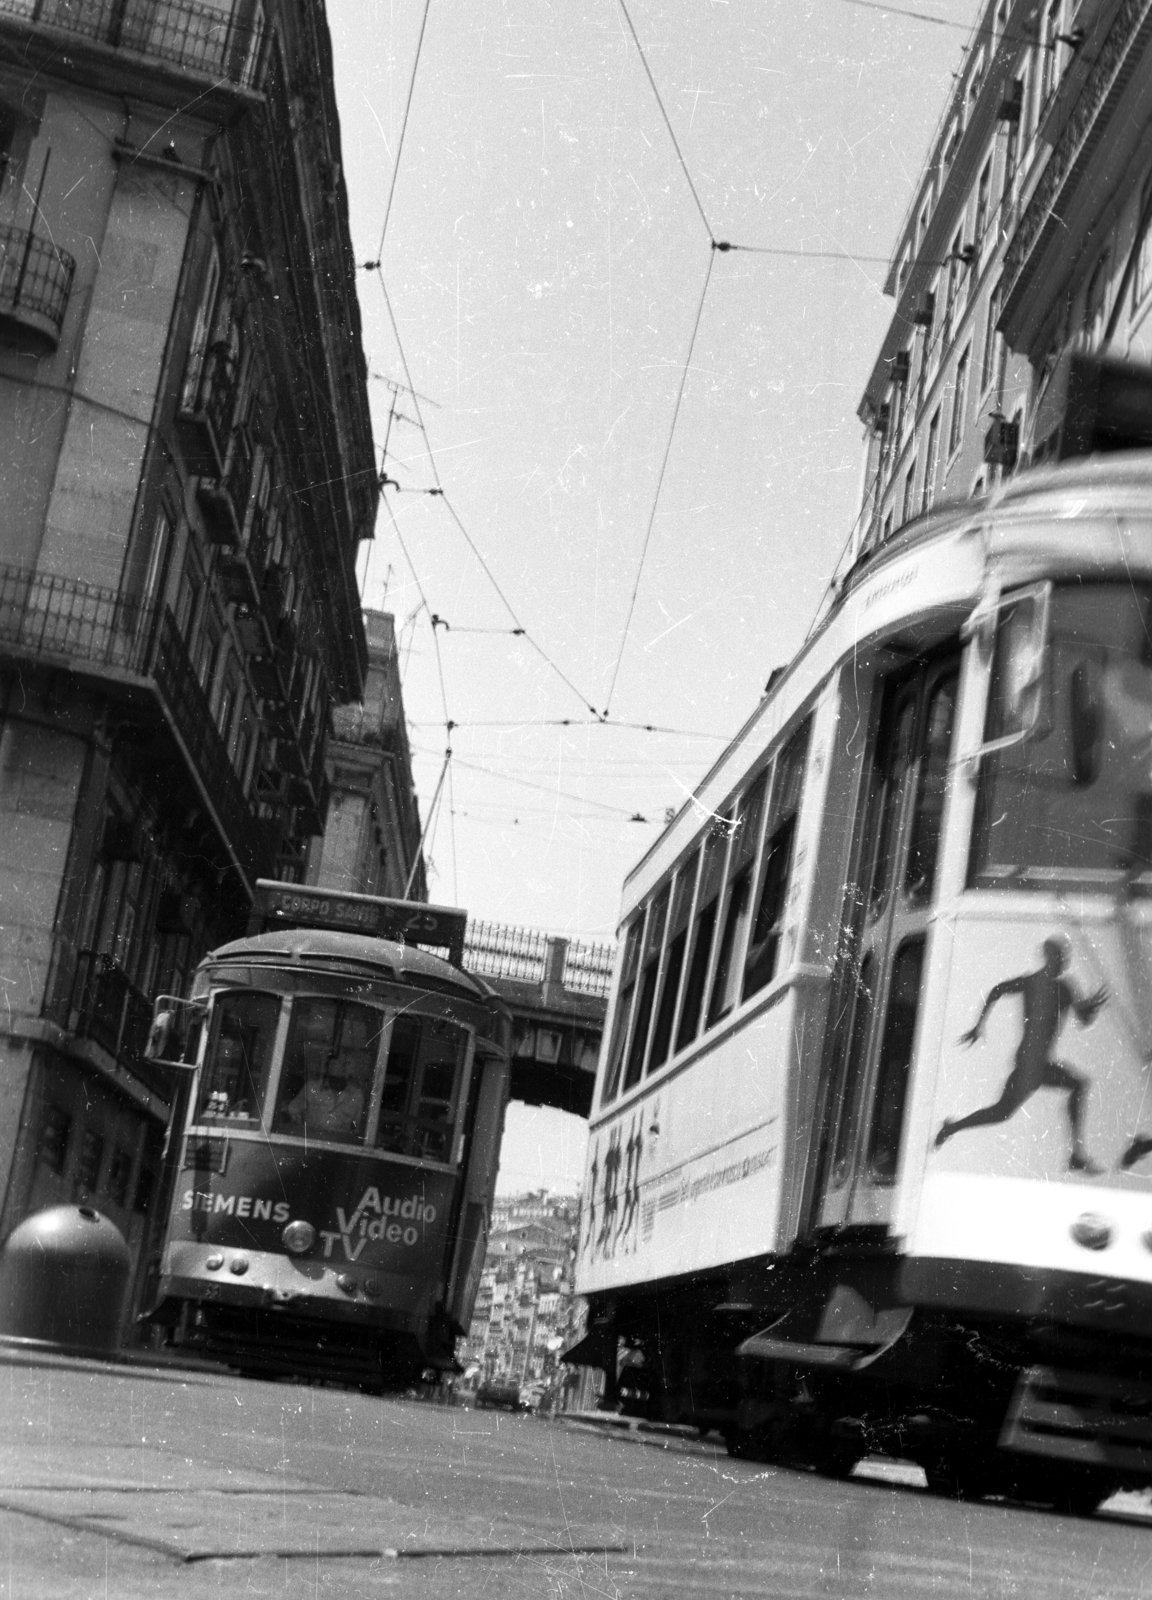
[604,247,717,717]
[366,264,603,720]
[373,0,434,263]
[615,0,715,243]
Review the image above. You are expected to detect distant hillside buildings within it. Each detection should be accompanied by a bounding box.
[460,1191,603,1411]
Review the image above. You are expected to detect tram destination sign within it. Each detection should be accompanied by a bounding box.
[252,880,467,964]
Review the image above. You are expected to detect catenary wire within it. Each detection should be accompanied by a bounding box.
[374,0,435,263]
[370,264,602,717]
[604,246,716,715]
[615,0,714,242]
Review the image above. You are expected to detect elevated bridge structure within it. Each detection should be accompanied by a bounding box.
[463,922,614,1118]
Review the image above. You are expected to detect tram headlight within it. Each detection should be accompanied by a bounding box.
[281,1219,316,1256]
[1070,1213,1113,1251]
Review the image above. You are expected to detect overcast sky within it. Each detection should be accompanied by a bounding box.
[326,0,980,1190]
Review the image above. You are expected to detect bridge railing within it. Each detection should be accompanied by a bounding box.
[463,920,614,1000]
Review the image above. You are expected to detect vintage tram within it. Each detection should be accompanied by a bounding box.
[146,881,510,1388]
[571,359,1152,1510]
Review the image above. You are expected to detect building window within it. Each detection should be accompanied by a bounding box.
[180,246,221,413]
[1040,1,1063,110]
[946,231,964,326]
[922,408,941,513]
[973,158,991,251]
[1134,180,1152,311]
[141,507,172,615]
[75,1128,104,1194]
[1083,250,1110,346]
[981,288,1002,393]
[175,550,203,642]
[39,1104,72,1175]
[949,346,970,457]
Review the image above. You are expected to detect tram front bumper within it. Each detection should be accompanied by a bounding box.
[160,1240,433,1331]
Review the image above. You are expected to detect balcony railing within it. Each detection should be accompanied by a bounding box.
[68,950,174,1097]
[0,564,278,883]
[151,606,277,881]
[0,564,153,669]
[2,0,266,90]
[0,223,74,344]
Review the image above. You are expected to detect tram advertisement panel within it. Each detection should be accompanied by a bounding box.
[170,1141,456,1279]
[915,915,1152,1270]
[577,1005,790,1294]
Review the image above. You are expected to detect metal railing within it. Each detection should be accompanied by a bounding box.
[0,564,154,669]
[70,949,152,1059]
[68,950,173,1096]
[464,920,615,999]
[0,223,74,336]
[2,0,266,90]
[151,606,276,881]
[0,565,278,883]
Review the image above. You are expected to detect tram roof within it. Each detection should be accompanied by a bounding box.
[620,449,1152,907]
[204,927,497,1004]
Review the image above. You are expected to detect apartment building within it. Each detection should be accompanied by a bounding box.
[0,0,375,1323]
[305,610,426,903]
[856,0,1152,554]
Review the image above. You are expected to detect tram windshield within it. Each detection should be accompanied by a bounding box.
[272,999,383,1141]
[194,988,470,1158]
[970,581,1152,886]
[196,992,280,1125]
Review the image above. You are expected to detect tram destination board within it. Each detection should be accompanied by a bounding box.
[251,880,467,964]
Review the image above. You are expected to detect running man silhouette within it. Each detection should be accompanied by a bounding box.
[935,936,1107,1174]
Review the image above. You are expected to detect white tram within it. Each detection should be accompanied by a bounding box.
[571,358,1152,1509]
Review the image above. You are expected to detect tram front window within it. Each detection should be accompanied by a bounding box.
[273,999,382,1142]
[377,1015,467,1162]
[196,992,280,1124]
[971,582,1152,885]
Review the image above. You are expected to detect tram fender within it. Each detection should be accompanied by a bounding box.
[737,1284,914,1373]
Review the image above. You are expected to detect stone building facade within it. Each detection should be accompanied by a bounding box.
[305,610,426,903]
[856,0,1152,555]
[0,0,375,1326]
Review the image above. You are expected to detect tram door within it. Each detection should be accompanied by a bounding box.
[811,653,958,1232]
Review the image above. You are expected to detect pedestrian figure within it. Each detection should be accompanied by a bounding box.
[935,936,1107,1173]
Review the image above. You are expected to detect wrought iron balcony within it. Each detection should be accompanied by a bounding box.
[0,564,278,886]
[1,0,266,91]
[177,342,239,478]
[0,223,75,347]
[67,950,173,1097]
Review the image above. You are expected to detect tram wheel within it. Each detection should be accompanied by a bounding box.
[1009,1460,1112,1517]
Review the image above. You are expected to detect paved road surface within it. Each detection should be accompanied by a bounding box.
[1,1343,1150,1598]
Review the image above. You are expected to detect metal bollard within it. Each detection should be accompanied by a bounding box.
[0,1205,132,1350]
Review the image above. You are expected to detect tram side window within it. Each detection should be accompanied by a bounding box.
[903,671,957,903]
[376,1015,467,1162]
[196,991,280,1124]
[600,916,645,1104]
[622,885,669,1092]
[744,720,810,1000]
[646,851,698,1074]
[970,583,1152,885]
[708,771,767,1025]
[865,937,924,1182]
[675,817,731,1051]
[273,999,382,1143]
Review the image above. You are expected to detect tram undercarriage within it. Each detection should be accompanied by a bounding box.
[578,1249,1152,1513]
[153,1292,454,1390]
